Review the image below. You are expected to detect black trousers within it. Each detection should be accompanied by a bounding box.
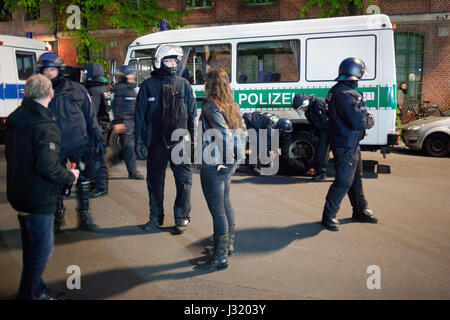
[146,143,192,222]
[322,145,368,219]
[313,129,330,174]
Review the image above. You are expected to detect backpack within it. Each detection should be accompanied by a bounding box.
[305,97,328,131]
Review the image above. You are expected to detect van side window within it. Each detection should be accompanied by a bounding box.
[305,35,376,81]
[237,40,300,83]
[16,51,37,80]
[179,44,232,85]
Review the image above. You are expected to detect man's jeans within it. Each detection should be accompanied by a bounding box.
[16,213,54,300]
[200,163,238,236]
[146,143,192,222]
[322,146,368,219]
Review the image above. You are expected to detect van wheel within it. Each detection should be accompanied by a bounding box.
[423,133,449,157]
[109,132,148,160]
[282,131,316,174]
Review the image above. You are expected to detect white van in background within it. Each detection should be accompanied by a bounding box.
[0,35,48,143]
[124,14,399,173]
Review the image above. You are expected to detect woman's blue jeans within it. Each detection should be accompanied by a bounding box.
[200,164,238,236]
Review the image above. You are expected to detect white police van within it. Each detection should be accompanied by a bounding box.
[0,35,48,143]
[124,14,399,173]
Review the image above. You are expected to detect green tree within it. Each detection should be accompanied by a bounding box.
[3,0,187,69]
[301,0,373,18]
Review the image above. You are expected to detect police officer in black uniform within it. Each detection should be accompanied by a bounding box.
[321,57,377,231]
[83,62,110,197]
[135,44,196,234]
[38,53,104,232]
[109,65,144,180]
[242,111,292,174]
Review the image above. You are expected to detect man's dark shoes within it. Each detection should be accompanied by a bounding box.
[129,171,145,180]
[90,189,108,198]
[35,289,67,300]
[352,208,378,223]
[321,216,339,231]
[175,218,190,234]
[312,172,326,182]
[143,219,162,233]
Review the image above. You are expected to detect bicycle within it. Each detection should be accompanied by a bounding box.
[401,101,444,124]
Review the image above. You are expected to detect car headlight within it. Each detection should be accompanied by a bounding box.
[409,124,425,131]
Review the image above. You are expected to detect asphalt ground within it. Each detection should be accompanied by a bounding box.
[0,144,449,301]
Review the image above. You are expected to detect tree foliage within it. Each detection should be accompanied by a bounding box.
[3,0,187,68]
[301,0,373,18]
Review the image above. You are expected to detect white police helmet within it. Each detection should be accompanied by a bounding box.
[153,44,183,70]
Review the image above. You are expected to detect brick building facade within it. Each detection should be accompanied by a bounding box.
[1,0,449,108]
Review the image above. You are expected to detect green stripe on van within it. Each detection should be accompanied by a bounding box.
[194,85,396,110]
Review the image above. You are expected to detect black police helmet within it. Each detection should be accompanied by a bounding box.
[335,57,366,81]
[83,62,104,80]
[276,118,293,133]
[292,92,315,110]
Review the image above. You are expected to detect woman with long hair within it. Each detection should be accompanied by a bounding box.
[196,68,247,271]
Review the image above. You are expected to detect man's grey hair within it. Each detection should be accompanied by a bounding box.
[25,74,52,100]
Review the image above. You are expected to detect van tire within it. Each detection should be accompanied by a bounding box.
[282,131,316,174]
[109,131,148,160]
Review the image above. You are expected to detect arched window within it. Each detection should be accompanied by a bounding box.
[394,32,425,103]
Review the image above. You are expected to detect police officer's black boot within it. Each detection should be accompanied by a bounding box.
[196,235,228,271]
[321,214,339,231]
[54,195,65,233]
[77,180,100,232]
[90,176,108,198]
[352,208,378,223]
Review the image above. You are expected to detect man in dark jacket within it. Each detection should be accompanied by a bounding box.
[321,57,377,231]
[83,62,110,197]
[242,111,292,175]
[109,65,144,179]
[135,44,196,234]
[39,52,104,232]
[6,74,79,299]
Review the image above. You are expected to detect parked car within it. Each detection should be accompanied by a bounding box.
[401,111,450,157]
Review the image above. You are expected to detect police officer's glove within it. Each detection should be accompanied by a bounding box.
[135,137,147,160]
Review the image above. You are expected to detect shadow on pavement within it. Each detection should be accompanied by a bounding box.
[1,257,212,300]
[0,225,169,249]
[188,219,355,256]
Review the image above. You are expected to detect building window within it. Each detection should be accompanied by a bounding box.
[185,0,213,10]
[244,0,277,6]
[16,51,37,80]
[394,32,424,103]
[237,40,299,83]
[24,6,40,21]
